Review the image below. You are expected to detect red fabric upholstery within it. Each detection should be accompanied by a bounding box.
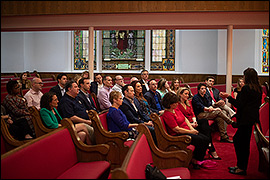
[41,86,54,94]
[124,140,135,147]
[161,167,190,179]
[99,112,108,131]
[57,161,110,179]
[259,102,269,136]
[42,81,58,87]
[125,134,153,179]
[190,87,197,96]
[1,135,6,155]
[1,92,8,103]
[1,129,78,179]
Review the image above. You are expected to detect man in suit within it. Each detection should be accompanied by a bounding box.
[90,73,103,96]
[49,73,68,101]
[139,69,149,95]
[144,79,164,115]
[77,78,98,112]
[204,76,236,118]
[119,84,157,144]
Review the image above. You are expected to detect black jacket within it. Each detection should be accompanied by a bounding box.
[49,85,63,102]
[144,90,164,115]
[76,90,98,112]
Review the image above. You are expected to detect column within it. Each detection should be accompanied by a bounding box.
[88,27,94,81]
[226,25,233,94]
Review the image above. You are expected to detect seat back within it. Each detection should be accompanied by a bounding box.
[1,128,77,179]
[1,134,6,155]
[259,101,269,136]
[159,115,168,133]
[99,111,109,131]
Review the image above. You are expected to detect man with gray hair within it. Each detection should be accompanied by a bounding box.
[24,77,43,110]
[112,75,125,97]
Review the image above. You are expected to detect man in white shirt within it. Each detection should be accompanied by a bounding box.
[49,73,68,101]
[139,69,150,95]
[97,75,113,111]
[24,77,43,110]
[112,75,125,97]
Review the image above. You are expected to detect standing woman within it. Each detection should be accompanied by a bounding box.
[220,67,262,175]
[40,91,92,145]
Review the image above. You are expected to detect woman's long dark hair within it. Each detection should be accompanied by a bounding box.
[243,67,262,93]
[40,91,57,111]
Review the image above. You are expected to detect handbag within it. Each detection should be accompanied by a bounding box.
[145,163,166,179]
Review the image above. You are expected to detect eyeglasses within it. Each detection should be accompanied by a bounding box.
[36,82,43,85]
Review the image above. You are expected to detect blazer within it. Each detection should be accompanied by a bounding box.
[40,108,62,129]
[90,81,98,95]
[139,79,148,95]
[49,85,63,102]
[144,90,164,115]
[119,97,151,124]
[228,85,262,127]
[205,87,223,103]
[76,90,97,112]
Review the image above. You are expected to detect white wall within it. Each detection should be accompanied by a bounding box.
[1,30,267,76]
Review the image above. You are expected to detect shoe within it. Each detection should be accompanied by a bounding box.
[229,168,247,175]
[220,138,233,143]
[228,166,238,171]
[208,151,221,160]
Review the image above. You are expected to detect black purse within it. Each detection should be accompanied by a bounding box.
[145,163,166,179]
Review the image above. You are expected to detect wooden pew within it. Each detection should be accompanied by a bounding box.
[1,118,111,179]
[111,123,191,179]
[88,109,134,169]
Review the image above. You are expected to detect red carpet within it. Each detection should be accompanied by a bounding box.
[189,125,268,179]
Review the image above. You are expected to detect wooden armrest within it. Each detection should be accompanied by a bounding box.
[60,118,110,162]
[255,123,269,146]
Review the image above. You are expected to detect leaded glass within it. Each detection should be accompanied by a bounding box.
[102,30,145,70]
[73,30,97,70]
[262,29,269,73]
[151,30,175,71]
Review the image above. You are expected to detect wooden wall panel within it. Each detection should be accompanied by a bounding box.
[1,1,269,16]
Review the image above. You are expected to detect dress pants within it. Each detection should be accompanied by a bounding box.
[213,103,236,118]
[84,123,96,144]
[233,124,253,170]
[197,108,233,140]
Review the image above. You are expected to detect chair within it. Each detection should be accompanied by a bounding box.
[28,106,57,137]
[148,113,193,163]
[1,116,31,154]
[254,99,269,177]
[111,123,191,179]
[88,109,134,169]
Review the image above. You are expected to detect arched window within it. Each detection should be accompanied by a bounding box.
[151,30,175,71]
[262,29,269,73]
[74,30,97,70]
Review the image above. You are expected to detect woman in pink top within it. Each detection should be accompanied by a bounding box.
[176,87,221,160]
[161,92,209,169]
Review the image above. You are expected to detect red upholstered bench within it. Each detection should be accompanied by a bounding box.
[88,110,134,169]
[42,81,58,87]
[1,118,111,179]
[111,124,191,179]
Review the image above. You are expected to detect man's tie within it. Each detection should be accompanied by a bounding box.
[209,89,216,102]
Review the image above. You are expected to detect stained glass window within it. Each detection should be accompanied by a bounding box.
[262,29,269,73]
[74,30,96,70]
[102,30,145,70]
[151,30,175,71]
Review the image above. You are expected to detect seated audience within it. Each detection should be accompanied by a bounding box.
[97,75,113,111]
[17,72,32,90]
[73,74,82,84]
[32,70,41,78]
[119,84,157,144]
[49,73,68,102]
[2,80,35,139]
[107,91,138,139]
[192,83,235,143]
[40,92,91,145]
[157,78,172,98]
[77,78,98,112]
[161,92,209,169]
[131,80,152,116]
[139,69,150,95]
[144,79,164,115]
[233,77,245,99]
[81,70,89,79]
[204,76,236,118]
[170,77,181,94]
[177,87,221,159]
[90,73,103,95]
[24,77,44,110]
[112,75,125,97]
[130,76,139,83]
[58,80,95,144]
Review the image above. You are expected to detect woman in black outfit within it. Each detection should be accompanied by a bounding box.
[220,67,262,175]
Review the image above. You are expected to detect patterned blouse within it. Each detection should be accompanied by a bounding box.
[3,94,35,136]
